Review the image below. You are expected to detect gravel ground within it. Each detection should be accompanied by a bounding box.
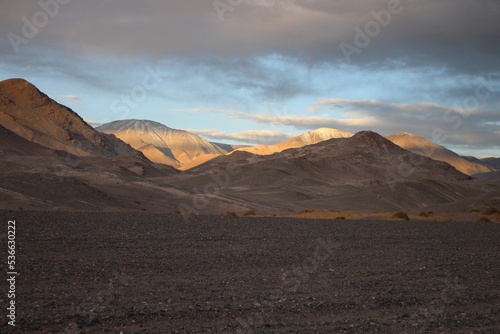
[1,211,499,333]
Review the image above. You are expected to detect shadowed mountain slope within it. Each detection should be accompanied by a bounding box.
[481,157,500,170]
[0,78,144,158]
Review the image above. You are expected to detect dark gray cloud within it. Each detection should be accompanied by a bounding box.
[2,0,499,74]
[2,0,499,106]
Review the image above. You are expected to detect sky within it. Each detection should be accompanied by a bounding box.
[1,0,499,156]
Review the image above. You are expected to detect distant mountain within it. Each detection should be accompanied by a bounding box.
[182,131,467,192]
[387,132,493,175]
[97,119,227,168]
[462,156,484,164]
[235,128,353,155]
[481,157,500,170]
[0,78,143,158]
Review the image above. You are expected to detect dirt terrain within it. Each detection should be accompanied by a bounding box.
[1,211,499,333]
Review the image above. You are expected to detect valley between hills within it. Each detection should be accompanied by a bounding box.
[0,78,499,221]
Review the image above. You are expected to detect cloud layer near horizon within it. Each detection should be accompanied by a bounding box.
[183,128,294,145]
[175,98,500,149]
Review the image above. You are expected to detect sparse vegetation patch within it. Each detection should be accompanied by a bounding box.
[483,207,499,215]
[220,211,237,216]
[241,210,256,216]
[392,211,410,220]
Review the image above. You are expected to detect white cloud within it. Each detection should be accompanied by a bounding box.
[53,95,82,105]
[85,119,104,128]
[55,95,81,100]
[229,113,378,130]
[183,128,294,145]
[170,108,232,114]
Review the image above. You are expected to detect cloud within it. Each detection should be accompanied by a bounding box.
[308,105,334,113]
[2,0,499,75]
[229,113,378,129]
[84,119,104,128]
[3,1,499,111]
[55,95,80,100]
[170,108,232,114]
[221,99,500,149]
[166,97,500,150]
[53,94,82,105]
[183,128,295,145]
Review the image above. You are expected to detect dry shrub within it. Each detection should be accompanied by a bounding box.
[298,209,315,214]
[220,211,237,216]
[392,211,410,220]
[483,207,499,215]
[241,210,256,216]
[477,216,491,223]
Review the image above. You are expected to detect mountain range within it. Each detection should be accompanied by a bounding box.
[95,119,495,176]
[0,78,498,214]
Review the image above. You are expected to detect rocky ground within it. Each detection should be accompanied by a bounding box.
[1,211,499,333]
